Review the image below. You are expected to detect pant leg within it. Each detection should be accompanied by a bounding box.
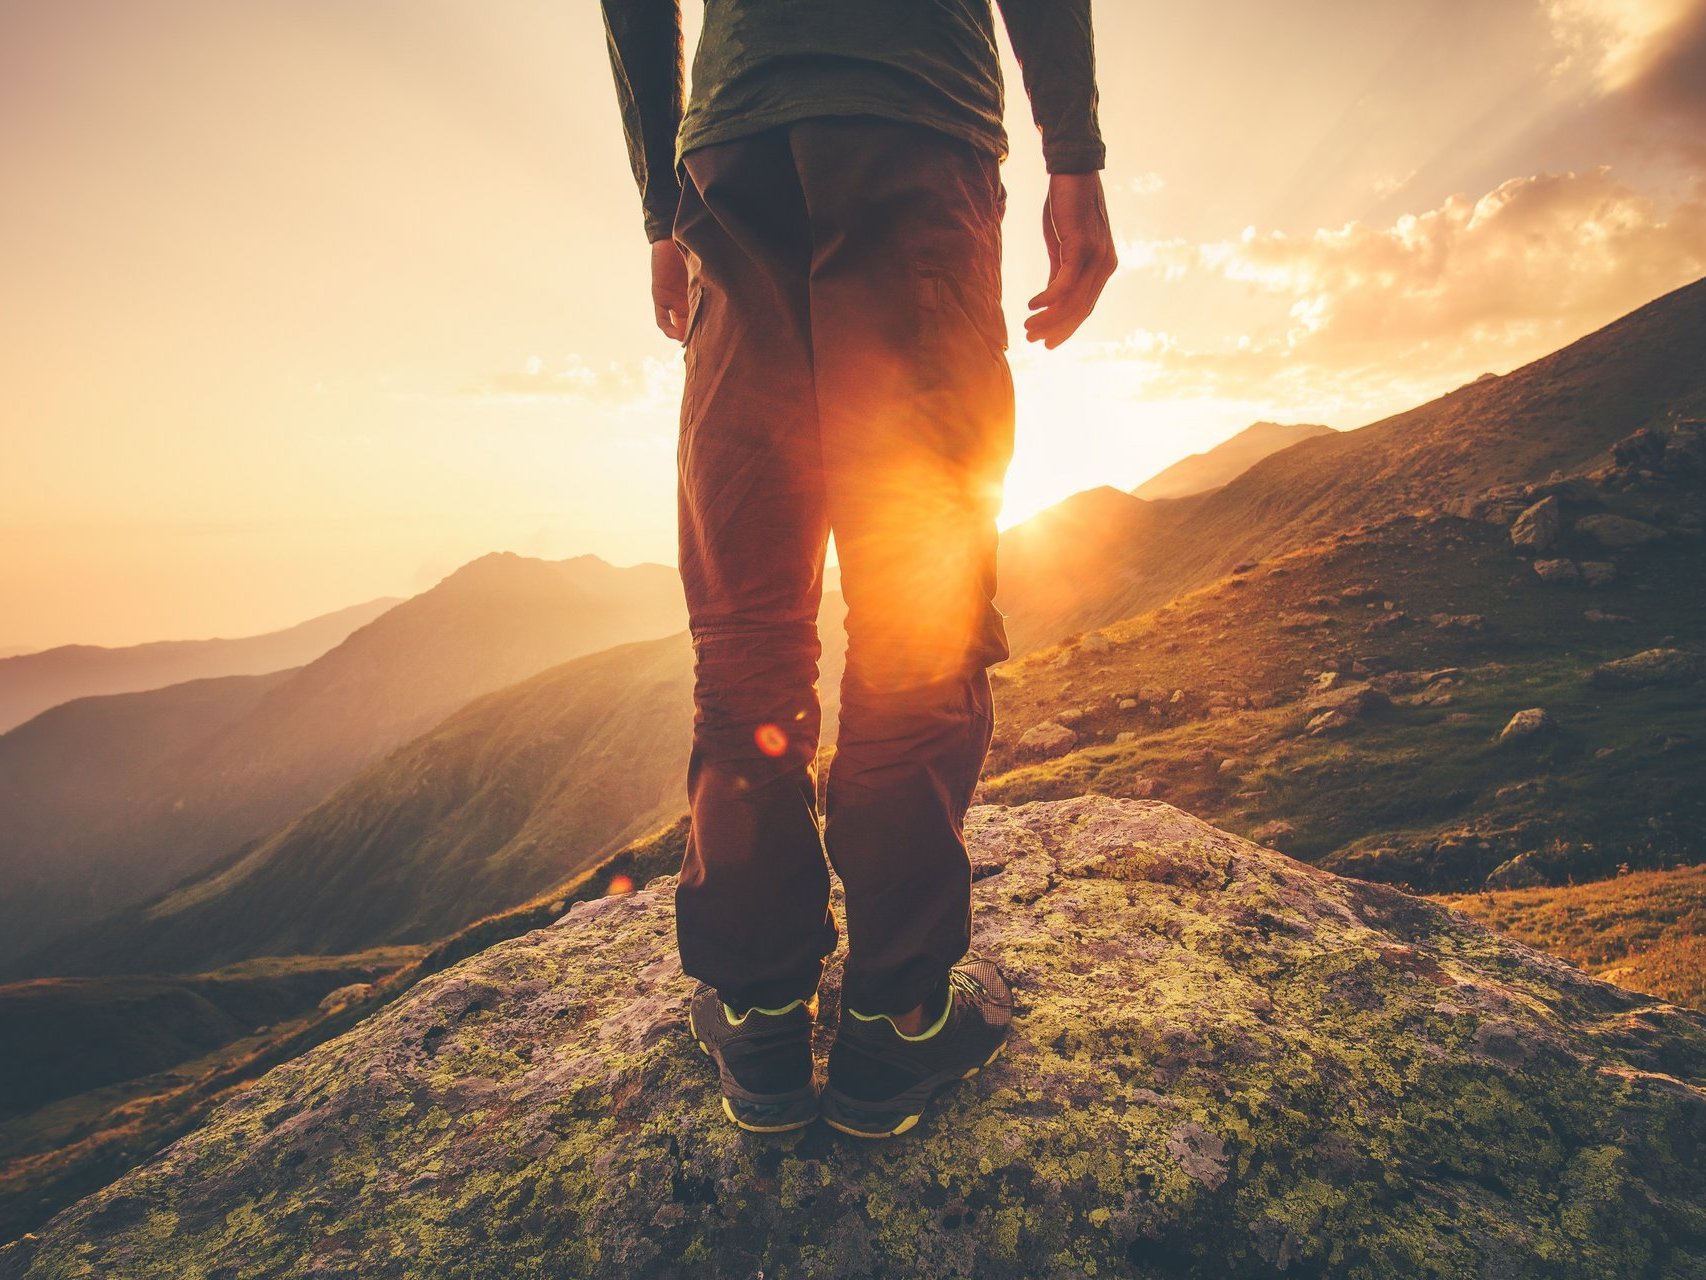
[791,118,1016,1018]
[671,128,838,1014]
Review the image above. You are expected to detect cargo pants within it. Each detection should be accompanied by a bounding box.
[671,116,1014,1018]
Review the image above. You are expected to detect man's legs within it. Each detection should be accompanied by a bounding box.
[672,129,837,1016]
[791,118,1016,1020]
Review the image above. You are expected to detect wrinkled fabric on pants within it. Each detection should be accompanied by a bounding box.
[671,116,1015,1019]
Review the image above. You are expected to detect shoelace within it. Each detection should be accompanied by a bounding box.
[948,968,986,1005]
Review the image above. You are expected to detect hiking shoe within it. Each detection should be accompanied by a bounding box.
[688,983,819,1133]
[822,956,1013,1139]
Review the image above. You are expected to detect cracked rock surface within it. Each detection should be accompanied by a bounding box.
[5,797,1705,1279]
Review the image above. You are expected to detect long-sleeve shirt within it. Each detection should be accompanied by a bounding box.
[602,0,1106,242]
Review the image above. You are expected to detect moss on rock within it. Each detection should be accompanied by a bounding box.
[4,797,1704,1279]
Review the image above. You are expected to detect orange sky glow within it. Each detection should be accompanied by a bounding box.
[3,0,1705,649]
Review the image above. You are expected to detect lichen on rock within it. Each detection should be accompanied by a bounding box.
[4,797,1704,1279]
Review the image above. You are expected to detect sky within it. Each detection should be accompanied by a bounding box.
[2,0,1705,650]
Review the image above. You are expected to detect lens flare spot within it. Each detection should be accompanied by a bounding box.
[607,874,634,896]
[754,723,788,757]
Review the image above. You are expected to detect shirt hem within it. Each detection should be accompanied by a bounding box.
[677,99,1009,168]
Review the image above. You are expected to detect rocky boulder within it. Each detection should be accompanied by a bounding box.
[1664,420,1705,474]
[1017,721,1079,759]
[1611,428,1666,472]
[1498,707,1558,741]
[1509,495,1561,553]
[5,797,1704,1280]
[1532,557,1580,583]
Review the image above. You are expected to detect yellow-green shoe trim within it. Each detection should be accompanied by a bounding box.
[721,995,817,1027]
[847,993,951,1042]
[722,1097,814,1134]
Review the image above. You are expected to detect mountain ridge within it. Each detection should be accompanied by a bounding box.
[1131,420,1335,501]
[996,273,1706,651]
[0,598,400,735]
[0,554,687,965]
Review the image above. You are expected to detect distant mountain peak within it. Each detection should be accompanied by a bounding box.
[1132,421,1336,501]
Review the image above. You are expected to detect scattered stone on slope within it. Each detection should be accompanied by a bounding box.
[1510,496,1562,552]
[1664,420,1705,474]
[1579,560,1617,587]
[1306,708,1356,736]
[1484,851,1553,891]
[1590,648,1704,690]
[1017,721,1078,759]
[1612,428,1667,472]
[1429,613,1487,632]
[1585,608,1634,624]
[1576,513,1667,548]
[1533,558,1580,584]
[10,796,1704,1280]
[1499,708,1559,741]
[1304,682,1394,720]
[316,983,377,1014]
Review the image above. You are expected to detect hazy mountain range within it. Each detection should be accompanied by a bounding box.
[15,274,1703,985]
[0,554,686,964]
[0,599,401,735]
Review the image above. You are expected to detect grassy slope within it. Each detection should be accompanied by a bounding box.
[980,483,1704,894]
[1435,863,1705,1013]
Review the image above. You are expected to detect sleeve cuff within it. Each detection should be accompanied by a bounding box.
[1043,139,1107,174]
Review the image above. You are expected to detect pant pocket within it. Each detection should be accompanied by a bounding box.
[681,278,708,426]
[913,263,1008,391]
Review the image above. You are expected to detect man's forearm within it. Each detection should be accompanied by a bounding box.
[602,0,685,242]
[994,0,1106,173]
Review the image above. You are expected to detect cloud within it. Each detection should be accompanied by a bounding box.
[1105,168,1706,418]
[1547,0,1699,86]
[1548,0,1706,152]
[457,353,682,408]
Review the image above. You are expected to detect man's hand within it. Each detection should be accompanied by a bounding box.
[1025,172,1116,349]
[652,237,690,344]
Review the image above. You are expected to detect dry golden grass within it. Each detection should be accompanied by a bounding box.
[1433,862,1706,1012]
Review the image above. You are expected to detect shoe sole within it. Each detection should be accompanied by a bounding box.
[689,1011,817,1134]
[821,1038,1007,1140]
